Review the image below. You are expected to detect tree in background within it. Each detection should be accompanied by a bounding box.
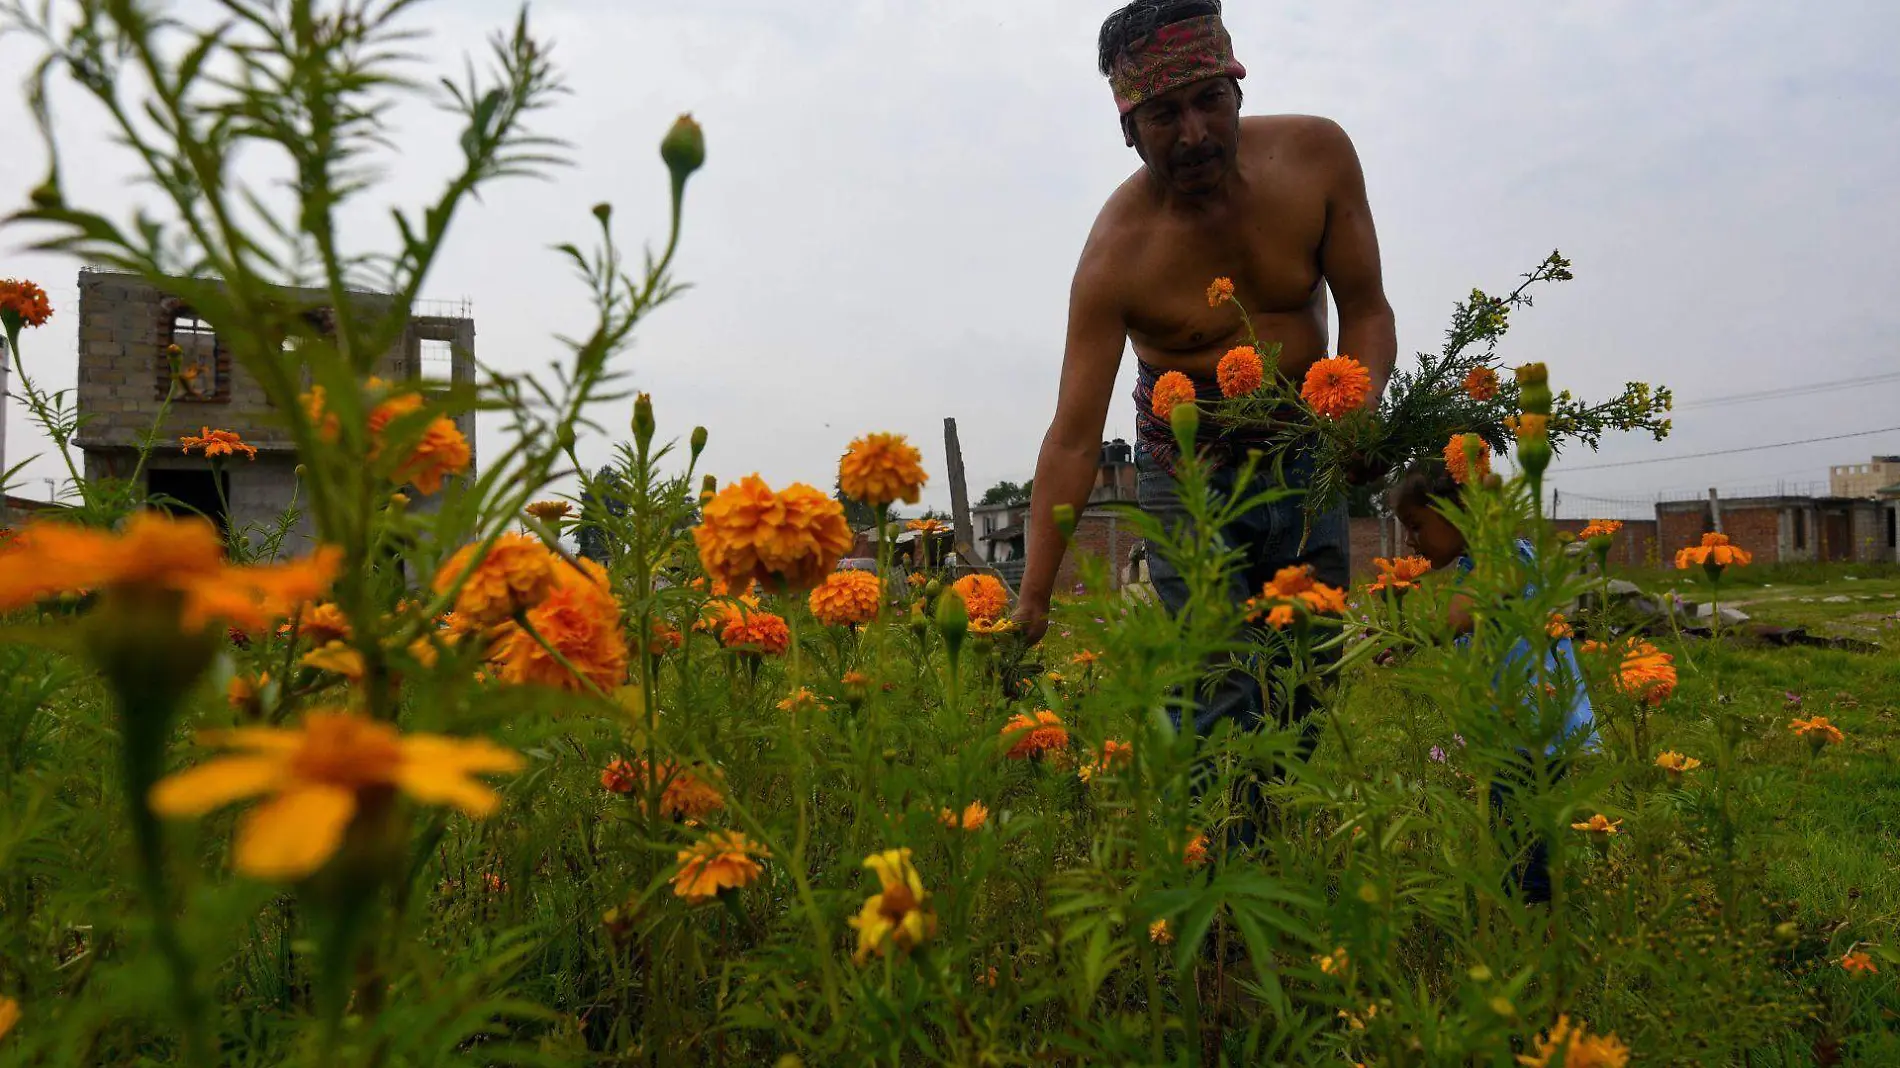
[979,479,1032,507]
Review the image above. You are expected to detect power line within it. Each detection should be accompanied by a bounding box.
[1551,424,1900,474]
[1675,370,1900,411]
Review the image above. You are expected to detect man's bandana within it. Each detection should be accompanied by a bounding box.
[1108,14,1247,116]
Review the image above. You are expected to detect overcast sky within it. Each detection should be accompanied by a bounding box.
[2,0,1897,521]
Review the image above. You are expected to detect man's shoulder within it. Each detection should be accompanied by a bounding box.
[1241,113,1355,164]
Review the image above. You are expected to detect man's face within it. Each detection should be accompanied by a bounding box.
[1126,77,1240,195]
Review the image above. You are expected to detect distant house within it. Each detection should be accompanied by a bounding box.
[1829,456,1900,499]
[72,268,475,544]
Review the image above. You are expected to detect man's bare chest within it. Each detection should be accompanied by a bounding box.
[1122,208,1326,354]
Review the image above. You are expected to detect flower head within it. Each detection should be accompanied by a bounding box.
[1149,918,1173,945]
[1300,355,1373,418]
[718,608,791,656]
[839,432,928,508]
[1789,716,1844,750]
[1463,366,1499,401]
[1215,345,1265,398]
[292,602,353,646]
[1444,433,1492,486]
[694,474,853,592]
[1316,948,1349,976]
[0,278,53,329]
[433,534,555,628]
[1654,751,1702,777]
[1578,519,1623,542]
[1001,709,1068,759]
[1841,951,1879,976]
[1150,370,1198,420]
[938,800,989,831]
[672,830,768,902]
[149,709,522,880]
[809,569,882,627]
[1570,814,1623,837]
[603,759,725,820]
[906,517,948,536]
[1546,613,1573,639]
[526,500,571,524]
[1367,555,1432,595]
[777,687,819,713]
[1206,277,1235,306]
[848,848,938,964]
[1675,532,1752,573]
[951,573,1009,624]
[488,557,627,692]
[1614,640,1677,706]
[367,387,471,494]
[1078,738,1132,783]
[1246,565,1348,628]
[1183,833,1210,868]
[180,428,258,461]
[1515,1015,1630,1068]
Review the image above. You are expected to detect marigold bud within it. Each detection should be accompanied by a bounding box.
[935,582,968,657]
[592,202,612,222]
[700,474,716,504]
[661,114,706,184]
[632,392,655,450]
[690,425,708,460]
[1169,399,1200,454]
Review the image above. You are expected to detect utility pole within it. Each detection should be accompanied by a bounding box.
[943,417,976,569]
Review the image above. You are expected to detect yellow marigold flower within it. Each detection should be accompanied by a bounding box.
[694,474,853,592]
[1841,951,1878,976]
[719,609,791,656]
[300,640,365,680]
[839,432,928,508]
[1001,709,1068,759]
[525,499,571,523]
[1150,370,1198,420]
[1675,532,1752,572]
[1515,413,1549,442]
[809,569,882,627]
[1654,751,1702,777]
[1078,738,1132,783]
[1578,518,1623,541]
[0,277,53,328]
[1316,948,1349,976]
[1246,565,1347,627]
[1570,814,1622,837]
[1463,365,1499,401]
[968,615,1016,637]
[180,428,258,460]
[1546,613,1573,639]
[1215,345,1264,398]
[777,686,819,713]
[848,848,938,964]
[1614,640,1677,706]
[1205,276,1235,306]
[1444,433,1491,486]
[951,573,1009,624]
[1149,918,1173,945]
[1367,555,1432,595]
[433,534,555,628]
[1300,355,1373,418]
[0,514,340,631]
[672,830,768,903]
[906,571,928,588]
[488,557,627,692]
[149,709,522,880]
[1183,833,1210,868]
[1515,1015,1630,1068]
[1789,716,1844,749]
[939,800,989,831]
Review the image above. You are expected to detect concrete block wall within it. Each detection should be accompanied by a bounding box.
[83,448,314,545]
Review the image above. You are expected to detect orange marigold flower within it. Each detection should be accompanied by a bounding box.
[809,569,882,627]
[1654,751,1702,777]
[1444,433,1491,486]
[180,428,258,461]
[672,830,768,903]
[0,993,17,1039]
[603,759,725,820]
[301,640,365,681]
[1367,555,1432,594]
[1580,639,1610,655]
[488,557,627,692]
[906,517,948,535]
[1183,833,1210,868]
[226,671,270,710]
[777,686,819,713]
[1215,345,1264,398]
[1001,709,1068,759]
[296,602,354,646]
[1463,365,1499,401]
[1515,1015,1630,1068]
[646,620,683,655]
[1570,814,1622,836]
[1300,355,1373,418]
[526,499,571,523]
[433,533,555,628]
[599,758,639,794]
[838,432,928,509]
[1246,565,1348,627]
[1789,716,1844,749]
[718,607,791,656]
[1578,519,1623,541]
[301,385,341,443]
[1150,370,1198,420]
[1614,640,1677,706]
[0,513,340,631]
[1149,918,1173,945]
[1070,649,1099,667]
[1315,948,1349,976]
[694,474,853,592]
[951,573,1009,624]
[1078,738,1132,783]
[0,278,53,328]
[1547,613,1573,639]
[1675,532,1752,572]
[938,800,989,831]
[1841,951,1878,976]
[149,708,522,880]
[395,415,472,495]
[1205,276,1235,306]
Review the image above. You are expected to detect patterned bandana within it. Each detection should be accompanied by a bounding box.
[1108,14,1247,116]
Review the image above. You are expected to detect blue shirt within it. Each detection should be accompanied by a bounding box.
[1458,540,1598,756]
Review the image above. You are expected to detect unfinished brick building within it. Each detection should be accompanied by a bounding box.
[72,268,476,544]
[1655,495,1894,566]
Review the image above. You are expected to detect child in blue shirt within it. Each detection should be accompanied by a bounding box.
[1389,459,1596,903]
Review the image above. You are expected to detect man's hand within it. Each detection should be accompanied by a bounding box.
[1012,600,1051,646]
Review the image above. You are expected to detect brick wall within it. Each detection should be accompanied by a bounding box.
[1056,507,1137,593]
[1549,518,1659,569]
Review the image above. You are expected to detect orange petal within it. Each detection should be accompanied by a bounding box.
[394,760,504,818]
[194,725,303,753]
[148,755,286,816]
[232,785,356,880]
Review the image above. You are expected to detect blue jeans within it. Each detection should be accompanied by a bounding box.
[1136,446,1350,773]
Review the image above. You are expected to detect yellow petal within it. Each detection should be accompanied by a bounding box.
[194,726,302,754]
[394,761,503,818]
[400,734,525,776]
[148,756,285,816]
[232,785,356,880]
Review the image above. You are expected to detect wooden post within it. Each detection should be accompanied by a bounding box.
[944,417,977,569]
[1707,487,1724,535]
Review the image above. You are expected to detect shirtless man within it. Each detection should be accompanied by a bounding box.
[1015,0,1395,752]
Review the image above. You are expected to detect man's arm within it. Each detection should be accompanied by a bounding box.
[1314,120,1396,409]
[1012,244,1126,644]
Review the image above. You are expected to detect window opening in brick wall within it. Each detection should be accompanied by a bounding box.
[168,313,223,400]
[1792,508,1806,550]
[419,337,455,386]
[1887,507,1896,549]
[148,468,230,533]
